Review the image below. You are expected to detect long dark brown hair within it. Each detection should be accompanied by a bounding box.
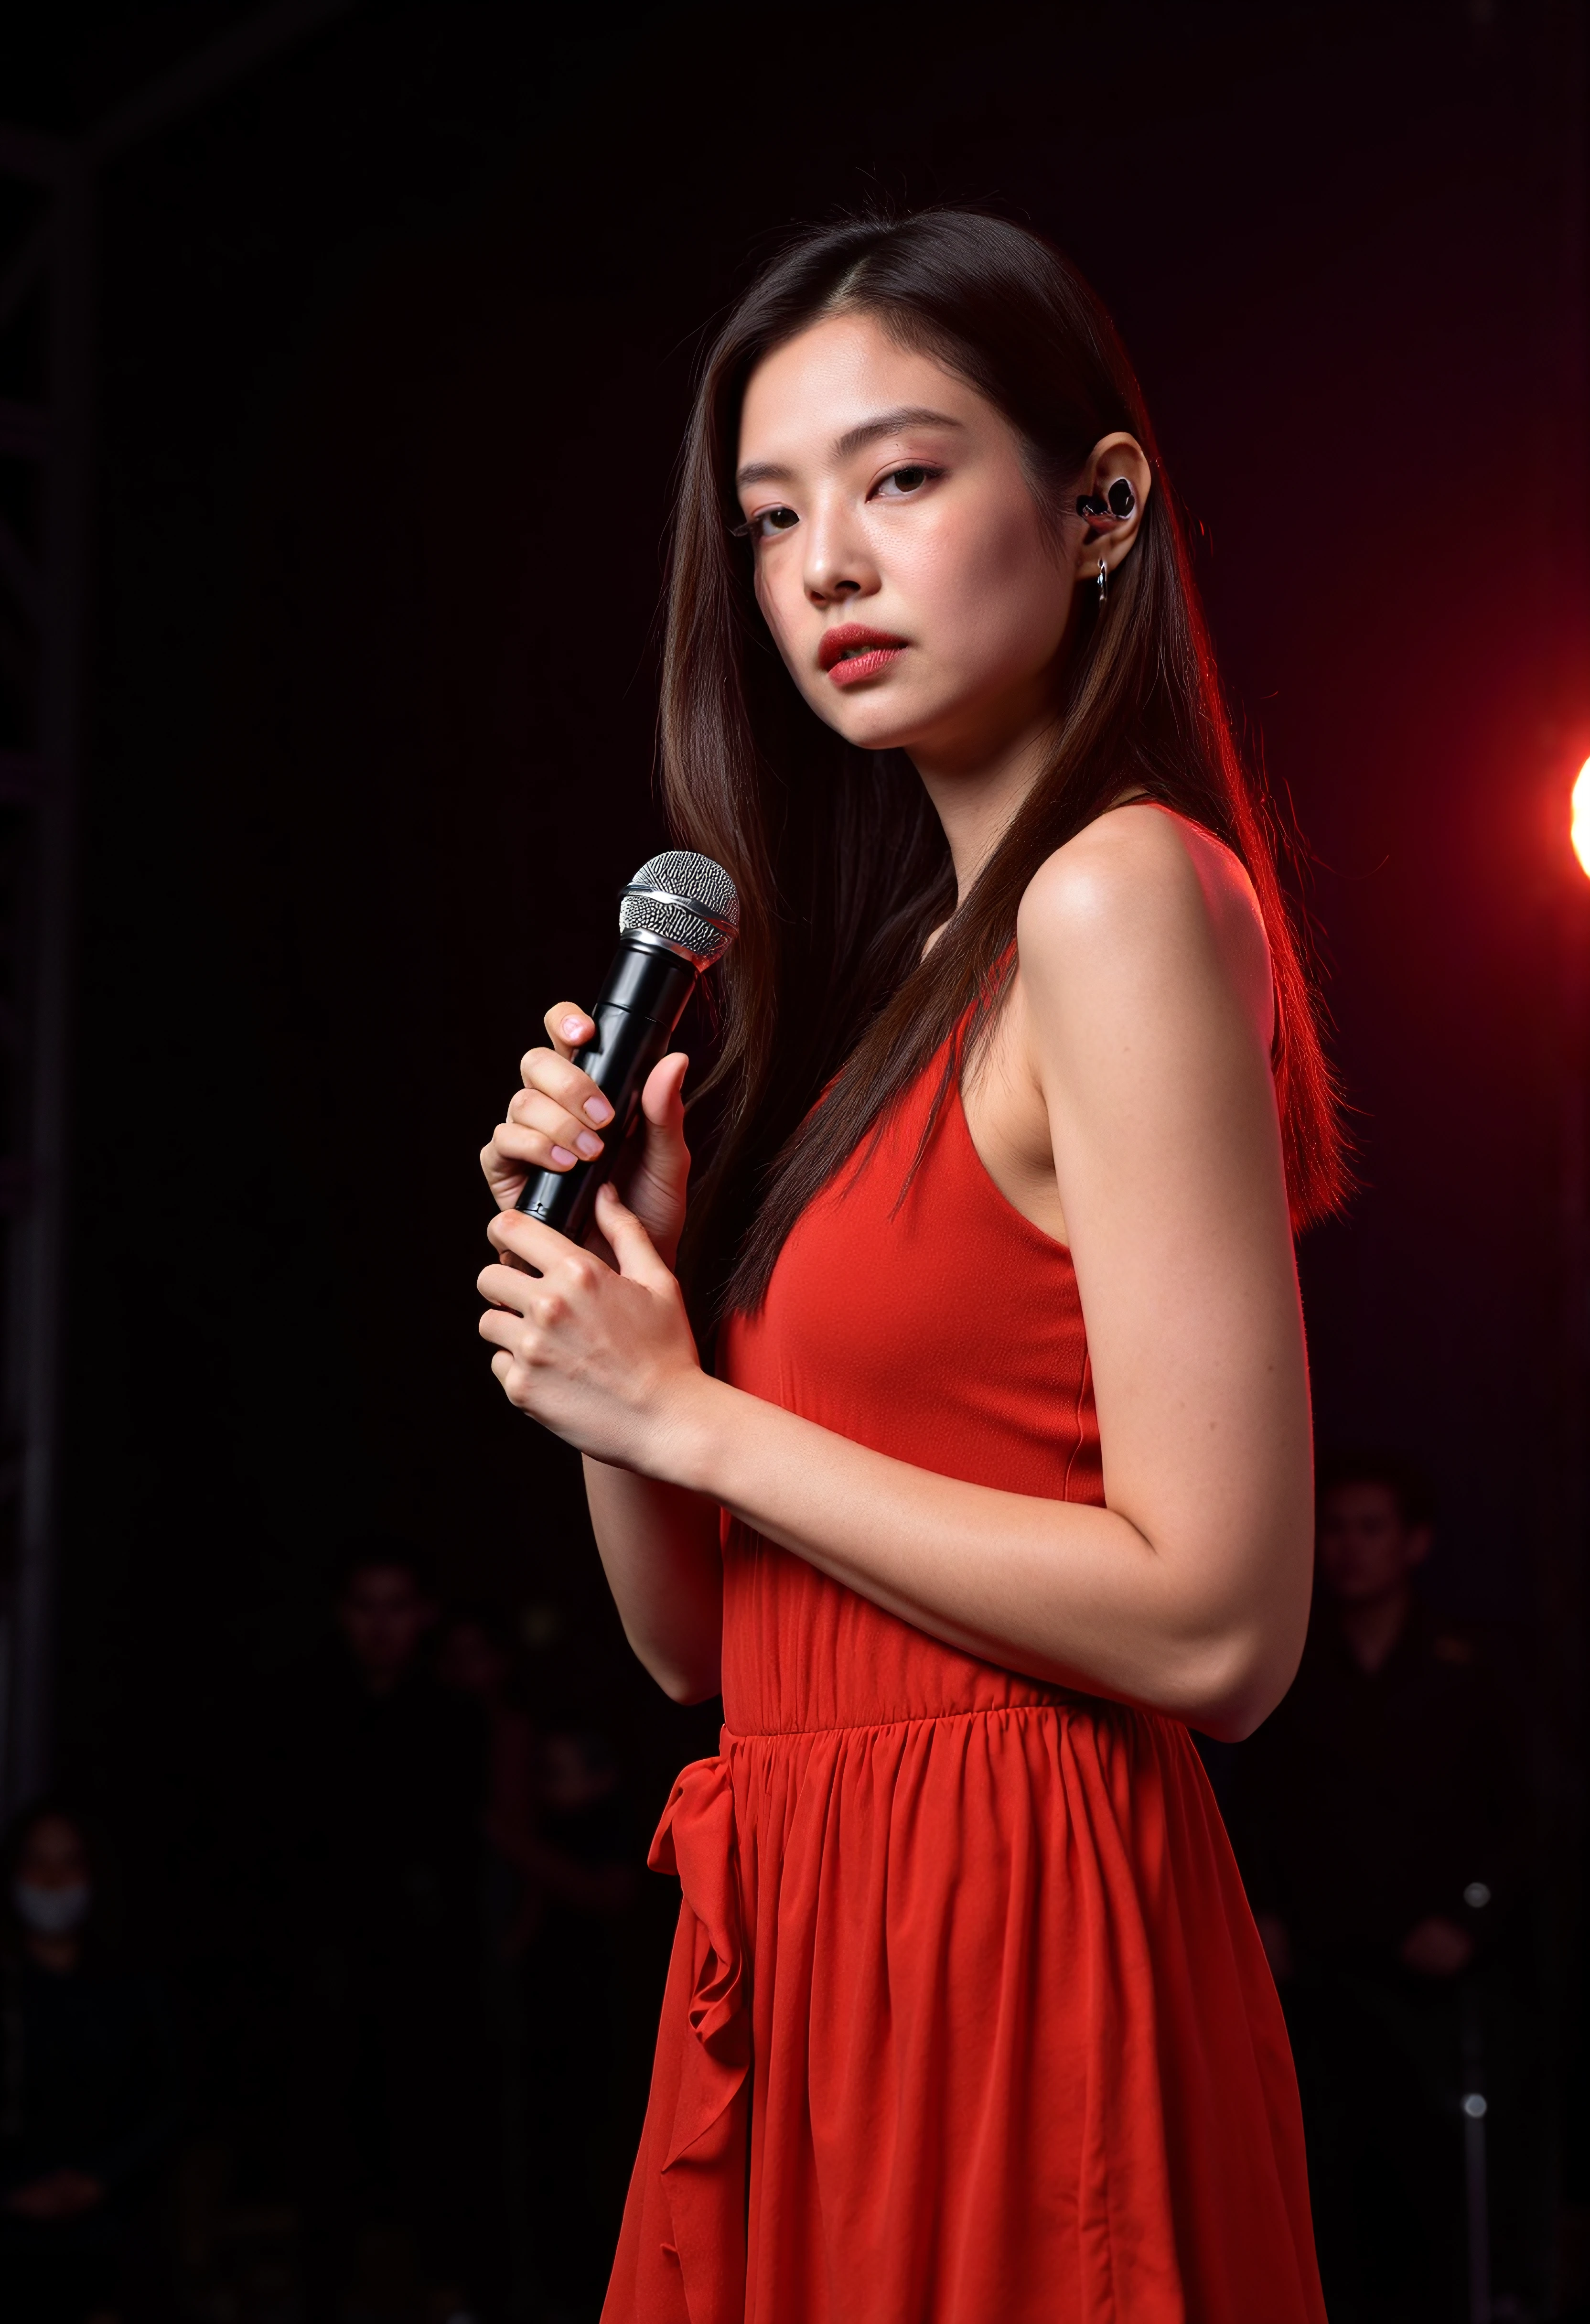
[662,210,1345,1319]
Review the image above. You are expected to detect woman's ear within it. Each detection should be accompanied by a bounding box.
[1073,432,1152,582]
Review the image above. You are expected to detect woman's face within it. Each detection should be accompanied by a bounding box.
[735,312,1077,772]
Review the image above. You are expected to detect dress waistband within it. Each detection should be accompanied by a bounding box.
[719,1693,1096,1742]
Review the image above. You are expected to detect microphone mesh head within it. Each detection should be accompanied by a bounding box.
[619,850,740,967]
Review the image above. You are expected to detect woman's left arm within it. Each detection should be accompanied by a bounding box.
[478,810,1313,1739]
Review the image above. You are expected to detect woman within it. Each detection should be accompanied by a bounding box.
[478,211,1340,2321]
[0,1802,180,2324]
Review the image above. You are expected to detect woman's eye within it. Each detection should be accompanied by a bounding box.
[745,506,799,540]
[873,464,940,499]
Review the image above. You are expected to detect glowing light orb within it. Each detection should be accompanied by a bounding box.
[1576,757,1590,882]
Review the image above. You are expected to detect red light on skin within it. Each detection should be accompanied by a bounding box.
[1575,758,1590,882]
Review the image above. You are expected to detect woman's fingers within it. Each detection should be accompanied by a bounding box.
[482,1014,608,1209]
[477,1195,670,1318]
[478,1233,607,1350]
[485,1205,592,1280]
[542,1002,595,1064]
[477,1173,701,1459]
[478,1259,538,1316]
[484,1017,689,1246]
[480,1003,700,1456]
[638,1054,690,1194]
[480,1108,594,1213]
[640,1051,689,1133]
[488,1119,578,1181]
[501,1086,606,1171]
[518,1044,615,1135]
[594,1181,676,1291]
[611,1053,691,1259]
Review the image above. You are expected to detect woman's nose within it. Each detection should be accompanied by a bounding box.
[803,500,877,606]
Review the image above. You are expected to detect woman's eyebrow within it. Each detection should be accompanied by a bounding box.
[832,406,964,460]
[735,407,965,490]
[735,457,795,488]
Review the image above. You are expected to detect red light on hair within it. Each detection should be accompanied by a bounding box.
[1575,758,1590,882]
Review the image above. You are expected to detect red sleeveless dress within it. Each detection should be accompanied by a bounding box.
[603,1044,1325,2324]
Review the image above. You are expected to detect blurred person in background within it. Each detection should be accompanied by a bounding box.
[0,1801,181,2324]
[434,1613,642,2322]
[269,1536,506,2324]
[516,1726,639,2324]
[1233,1453,1535,2323]
[437,1605,540,1958]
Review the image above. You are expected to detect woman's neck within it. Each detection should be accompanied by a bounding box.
[910,704,1060,905]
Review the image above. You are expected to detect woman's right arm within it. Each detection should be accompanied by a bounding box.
[581,1459,722,1702]
[481,1003,723,1703]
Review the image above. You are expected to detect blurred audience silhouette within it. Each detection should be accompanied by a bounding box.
[9,1486,1561,2324]
[437,1607,541,1962]
[514,1726,639,2324]
[1233,1451,1538,2324]
[0,1800,181,2324]
[437,1608,641,2324]
[265,1537,505,2324]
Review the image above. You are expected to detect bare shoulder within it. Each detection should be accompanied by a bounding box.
[1016,802,1273,1047]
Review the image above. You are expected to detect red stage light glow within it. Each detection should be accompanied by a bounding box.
[1575,758,1590,882]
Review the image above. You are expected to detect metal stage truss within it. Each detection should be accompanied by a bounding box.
[0,0,359,1817]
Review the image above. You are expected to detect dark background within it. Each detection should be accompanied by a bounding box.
[1,0,1587,2278]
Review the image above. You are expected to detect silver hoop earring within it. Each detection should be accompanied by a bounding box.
[1096,556,1108,607]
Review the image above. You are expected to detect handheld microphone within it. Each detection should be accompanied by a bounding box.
[515,850,740,1241]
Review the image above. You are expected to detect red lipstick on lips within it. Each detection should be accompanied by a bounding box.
[819,624,909,687]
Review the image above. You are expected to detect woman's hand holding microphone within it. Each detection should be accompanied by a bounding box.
[477,1001,709,1475]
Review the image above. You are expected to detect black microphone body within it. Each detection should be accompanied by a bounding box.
[515,934,697,1241]
[514,851,739,1243]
